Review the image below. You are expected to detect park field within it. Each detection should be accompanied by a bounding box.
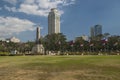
[0,55,120,80]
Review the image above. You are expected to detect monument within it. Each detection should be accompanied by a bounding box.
[32,27,44,54]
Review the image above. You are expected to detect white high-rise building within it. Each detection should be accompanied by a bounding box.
[48,8,60,34]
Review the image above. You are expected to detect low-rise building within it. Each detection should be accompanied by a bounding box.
[81,35,89,41]
[6,37,20,43]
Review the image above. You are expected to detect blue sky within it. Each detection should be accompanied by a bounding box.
[0,0,120,42]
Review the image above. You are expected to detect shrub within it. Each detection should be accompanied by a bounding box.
[0,52,9,56]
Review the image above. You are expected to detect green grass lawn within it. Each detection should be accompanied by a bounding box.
[0,55,120,80]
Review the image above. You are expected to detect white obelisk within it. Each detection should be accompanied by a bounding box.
[32,27,44,54]
[36,27,40,44]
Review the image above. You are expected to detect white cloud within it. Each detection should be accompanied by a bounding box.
[3,0,17,5]
[18,4,49,17]
[0,16,36,37]
[4,5,17,12]
[3,0,76,17]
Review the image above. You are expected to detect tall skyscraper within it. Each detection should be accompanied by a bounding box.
[48,8,60,34]
[94,25,102,36]
[90,24,102,38]
[90,27,95,39]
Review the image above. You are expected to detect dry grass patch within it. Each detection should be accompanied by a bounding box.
[0,55,120,80]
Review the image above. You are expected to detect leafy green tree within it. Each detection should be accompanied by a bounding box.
[74,37,85,52]
[108,35,120,51]
[43,33,67,52]
[103,33,110,38]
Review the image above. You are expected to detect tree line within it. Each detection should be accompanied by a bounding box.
[39,33,120,55]
[0,33,120,55]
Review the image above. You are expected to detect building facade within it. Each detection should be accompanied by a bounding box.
[81,35,89,41]
[48,8,60,34]
[94,25,102,36]
[6,37,20,43]
[90,24,102,38]
[90,27,95,39]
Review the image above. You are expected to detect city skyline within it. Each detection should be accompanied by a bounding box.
[0,0,120,42]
